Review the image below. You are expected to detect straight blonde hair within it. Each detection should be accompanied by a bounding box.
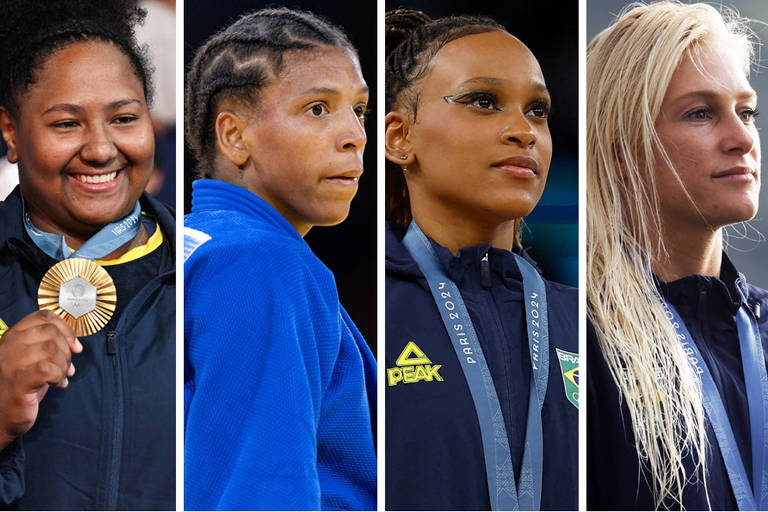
[587,1,754,507]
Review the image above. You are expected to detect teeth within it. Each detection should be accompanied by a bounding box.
[75,171,118,184]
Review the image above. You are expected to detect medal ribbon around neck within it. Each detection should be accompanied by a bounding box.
[403,221,549,511]
[662,297,768,510]
[25,201,140,337]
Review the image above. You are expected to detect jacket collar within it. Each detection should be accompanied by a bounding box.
[0,186,175,273]
[656,252,749,316]
[385,221,542,287]
[190,179,303,242]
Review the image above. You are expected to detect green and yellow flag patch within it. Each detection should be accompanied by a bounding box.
[556,348,579,409]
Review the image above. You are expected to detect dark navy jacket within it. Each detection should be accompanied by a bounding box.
[0,187,175,510]
[588,254,768,510]
[386,222,578,511]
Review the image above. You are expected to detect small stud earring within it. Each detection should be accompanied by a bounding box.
[401,165,408,172]
[400,154,408,160]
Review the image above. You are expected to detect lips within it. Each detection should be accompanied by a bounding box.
[492,156,539,179]
[711,166,757,181]
[325,169,363,185]
[68,167,125,190]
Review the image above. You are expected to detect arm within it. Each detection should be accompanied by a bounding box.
[184,243,339,511]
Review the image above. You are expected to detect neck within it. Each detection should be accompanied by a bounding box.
[652,223,722,282]
[410,199,516,255]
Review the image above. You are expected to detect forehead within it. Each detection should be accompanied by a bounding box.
[23,41,145,108]
[664,44,754,102]
[271,47,367,96]
[425,31,545,90]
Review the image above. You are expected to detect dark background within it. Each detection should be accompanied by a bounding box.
[185,0,378,349]
[386,0,580,287]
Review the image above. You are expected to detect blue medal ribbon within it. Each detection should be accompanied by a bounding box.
[662,296,768,510]
[403,222,549,511]
[23,201,141,261]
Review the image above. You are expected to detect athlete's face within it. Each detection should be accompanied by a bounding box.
[655,44,760,231]
[0,41,154,237]
[240,47,368,236]
[391,30,552,226]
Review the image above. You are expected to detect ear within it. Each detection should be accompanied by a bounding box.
[385,110,414,166]
[0,108,19,164]
[214,110,249,168]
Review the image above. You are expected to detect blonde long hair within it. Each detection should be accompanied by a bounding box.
[587,2,754,507]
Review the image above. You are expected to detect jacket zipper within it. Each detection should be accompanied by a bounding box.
[101,269,173,509]
[481,252,491,289]
[106,330,124,510]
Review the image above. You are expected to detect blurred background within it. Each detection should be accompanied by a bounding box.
[386,0,580,287]
[588,0,768,289]
[185,0,377,349]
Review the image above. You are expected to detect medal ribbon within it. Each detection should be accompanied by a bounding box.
[662,297,768,510]
[403,222,548,511]
[23,201,141,261]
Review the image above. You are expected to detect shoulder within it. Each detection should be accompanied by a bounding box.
[0,187,24,242]
[184,217,335,303]
[545,278,577,314]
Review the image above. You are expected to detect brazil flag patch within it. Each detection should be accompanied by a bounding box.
[556,348,579,409]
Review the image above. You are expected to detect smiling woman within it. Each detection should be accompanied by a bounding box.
[0,0,175,510]
[384,9,577,511]
[183,7,376,511]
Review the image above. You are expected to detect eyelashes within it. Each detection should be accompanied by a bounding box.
[443,89,551,118]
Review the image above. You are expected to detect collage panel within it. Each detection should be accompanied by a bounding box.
[384,1,579,510]
[182,1,377,510]
[0,0,176,509]
[587,1,768,510]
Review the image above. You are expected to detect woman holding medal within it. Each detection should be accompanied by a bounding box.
[183,8,376,510]
[0,0,175,509]
[588,2,767,510]
[384,10,578,511]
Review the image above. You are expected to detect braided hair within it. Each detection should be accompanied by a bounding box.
[385,10,505,226]
[185,7,356,178]
[0,0,153,118]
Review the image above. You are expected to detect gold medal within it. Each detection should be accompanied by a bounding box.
[38,258,116,337]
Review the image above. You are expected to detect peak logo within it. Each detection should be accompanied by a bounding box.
[387,341,444,386]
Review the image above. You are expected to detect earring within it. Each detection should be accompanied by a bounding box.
[401,165,408,172]
[400,154,408,160]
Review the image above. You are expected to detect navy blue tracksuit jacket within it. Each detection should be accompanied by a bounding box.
[0,187,175,510]
[588,254,768,510]
[386,222,578,510]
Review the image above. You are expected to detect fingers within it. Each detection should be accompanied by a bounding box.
[8,310,82,353]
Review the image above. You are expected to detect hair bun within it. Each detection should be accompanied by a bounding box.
[385,9,431,56]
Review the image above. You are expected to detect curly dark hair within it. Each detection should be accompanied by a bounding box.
[0,0,153,117]
[385,9,505,226]
[185,7,357,179]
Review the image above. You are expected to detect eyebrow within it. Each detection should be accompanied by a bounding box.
[670,89,757,105]
[299,85,370,96]
[454,76,550,95]
[42,98,143,115]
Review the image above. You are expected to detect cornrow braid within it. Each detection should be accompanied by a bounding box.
[384,9,505,226]
[185,7,356,178]
[0,0,153,117]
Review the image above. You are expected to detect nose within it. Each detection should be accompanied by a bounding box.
[500,111,536,148]
[720,110,758,155]
[79,124,118,164]
[336,108,367,152]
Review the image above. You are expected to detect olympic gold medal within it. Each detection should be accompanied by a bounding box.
[38,258,116,337]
